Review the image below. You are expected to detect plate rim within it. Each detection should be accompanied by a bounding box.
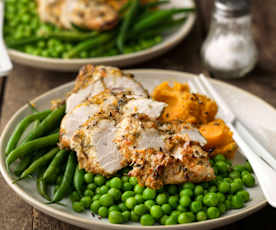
[7,1,196,71]
[0,69,270,229]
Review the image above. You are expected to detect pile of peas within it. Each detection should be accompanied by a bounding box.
[70,154,255,226]
[4,0,163,59]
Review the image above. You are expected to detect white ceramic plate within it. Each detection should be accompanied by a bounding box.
[7,0,196,72]
[1,69,272,230]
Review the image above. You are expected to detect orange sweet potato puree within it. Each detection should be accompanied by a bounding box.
[152,81,237,158]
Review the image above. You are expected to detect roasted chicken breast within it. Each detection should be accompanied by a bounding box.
[37,0,119,30]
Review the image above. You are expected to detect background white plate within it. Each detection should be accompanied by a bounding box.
[7,0,196,72]
[1,69,273,230]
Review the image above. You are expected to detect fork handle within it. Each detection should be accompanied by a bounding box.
[229,123,276,207]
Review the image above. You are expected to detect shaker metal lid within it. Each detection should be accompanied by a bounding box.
[215,0,250,17]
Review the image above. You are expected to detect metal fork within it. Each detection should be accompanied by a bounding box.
[189,74,276,208]
[0,0,13,77]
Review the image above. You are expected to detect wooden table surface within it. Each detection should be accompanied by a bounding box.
[1,1,276,229]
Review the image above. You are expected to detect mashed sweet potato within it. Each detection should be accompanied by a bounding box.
[152,81,218,125]
[152,81,237,159]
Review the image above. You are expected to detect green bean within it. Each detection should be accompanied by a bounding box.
[143,0,170,9]
[118,0,131,15]
[64,33,115,58]
[37,167,50,201]
[5,110,51,155]
[130,17,187,39]
[43,149,68,183]
[15,147,59,181]
[51,152,77,203]
[74,165,85,194]
[23,105,65,143]
[131,8,195,35]
[6,132,59,167]
[38,30,99,42]
[5,36,46,48]
[116,0,140,53]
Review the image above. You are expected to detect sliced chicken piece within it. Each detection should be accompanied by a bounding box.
[66,65,148,113]
[60,90,118,149]
[114,114,214,189]
[62,0,118,30]
[37,0,66,27]
[71,113,126,176]
[122,99,167,120]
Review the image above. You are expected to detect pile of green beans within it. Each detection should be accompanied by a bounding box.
[4,0,194,59]
[5,103,256,225]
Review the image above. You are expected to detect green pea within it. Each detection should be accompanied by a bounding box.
[229,171,241,179]
[90,200,101,213]
[241,170,250,177]
[180,188,193,197]
[121,175,129,182]
[207,207,220,219]
[98,206,108,218]
[84,189,94,197]
[134,204,147,216]
[92,194,101,201]
[196,194,204,202]
[122,210,131,222]
[190,200,202,213]
[108,211,124,224]
[242,174,255,187]
[109,205,120,213]
[135,194,144,204]
[236,190,250,202]
[125,197,136,209]
[87,183,97,191]
[177,204,187,212]
[145,200,155,210]
[230,182,243,193]
[134,184,145,194]
[72,201,85,213]
[224,178,232,183]
[94,175,105,186]
[217,192,225,203]
[129,177,138,185]
[160,215,169,225]
[156,193,168,205]
[167,184,178,195]
[218,181,230,193]
[118,203,128,212]
[165,216,177,225]
[80,196,92,208]
[197,211,207,221]
[140,214,155,226]
[107,188,121,201]
[233,165,245,172]
[180,195,191,207]
[70,191,81,202]
[182,182,195,190]
[123,182,133,191]
[203,193,219,207]
[143,188,156,200]
[161,203,172,214]
[178,212,195,224]
[216,161,230,174]
[130,210,140,222]
[171,210,181,220]
[150,205,163,219]
[209,185,217,193]
[110,177,122,189]
[168,195,179,208]
[99,194,114,207]
[122,191,135,202]
[214,154,226,162]
[225,199,232,210]
[194,185,204,196]
[244,161,253,172]
[99,185,109,194]
[232,195,244,209]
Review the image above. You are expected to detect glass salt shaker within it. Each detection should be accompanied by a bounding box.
[201,0,258,79]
